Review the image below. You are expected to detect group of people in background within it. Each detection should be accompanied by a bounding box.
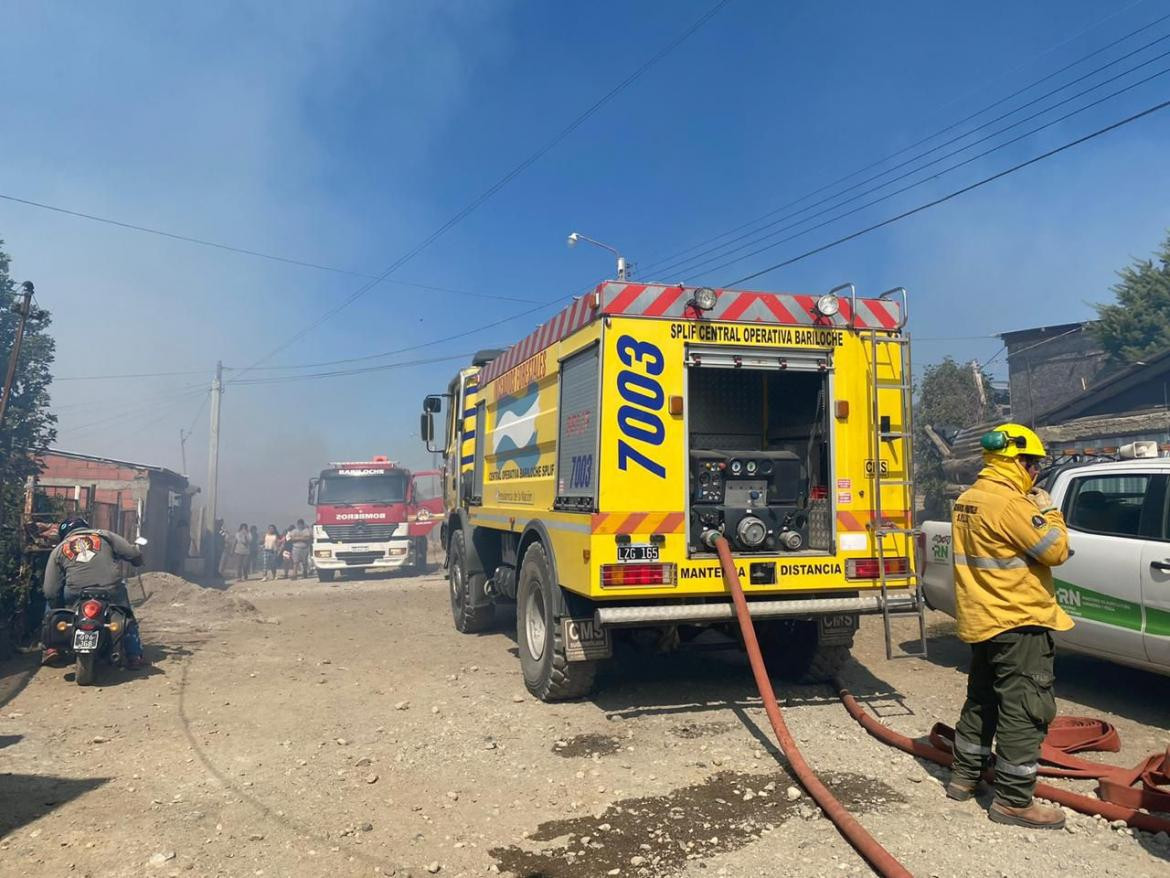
[219,520,313,581]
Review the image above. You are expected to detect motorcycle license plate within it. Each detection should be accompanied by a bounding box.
[73,630,100,652]
[617,544,659,562]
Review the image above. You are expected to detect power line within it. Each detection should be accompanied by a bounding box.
[0,192,377,278]
[652,30,1170,280]
[184,391,211,434]
[229,0,733,382]
[925,0,1151,117]
[724,97,1170,287]
[0,192,550,306]
[226,352,474,386]
[57,386,208,435]
[681,59,1170,282]
[226,300,557,377]
[638,9,1170,278]
[51,380,208,412]
[54,368,210,382]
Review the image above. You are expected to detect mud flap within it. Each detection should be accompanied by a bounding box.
[819,613,858,646]
[562,617,612,662]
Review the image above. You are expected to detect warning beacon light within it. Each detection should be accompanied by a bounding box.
[693,287,719,311]
[815,292,840,318]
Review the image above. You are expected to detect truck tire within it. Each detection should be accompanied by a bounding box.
[449,530,493,633]
[317,570,335,583]
[754,619,851,684]
[516,543,596,701]
[413,537,430,574]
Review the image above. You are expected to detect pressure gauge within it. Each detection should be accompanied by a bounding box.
[729,459,743,476]
[745,460,758,475]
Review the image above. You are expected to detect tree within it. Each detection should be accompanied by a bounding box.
[0,239,57,645]
[915,357,989,520]
[1092,230,1170,368]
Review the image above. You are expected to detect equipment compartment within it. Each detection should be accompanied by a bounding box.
[686,357,831,555]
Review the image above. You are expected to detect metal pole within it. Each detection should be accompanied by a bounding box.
[0,281,35,428]
[204,361,222,575]
[179,428,189,475]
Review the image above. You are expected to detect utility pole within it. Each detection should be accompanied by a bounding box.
[0,281,35,428]
[179,427,189,474]
[204,361,223,575]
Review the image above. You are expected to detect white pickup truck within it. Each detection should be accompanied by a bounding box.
[921,455,1170,676]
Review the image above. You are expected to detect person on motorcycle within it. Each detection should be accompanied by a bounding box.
[42,517,146,668]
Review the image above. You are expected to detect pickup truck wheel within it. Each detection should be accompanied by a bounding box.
[516,543,596,701]
[449,530,493,633]
[755,619,851,684]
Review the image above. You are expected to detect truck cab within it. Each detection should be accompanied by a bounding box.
[922,445,1170,675]
[308,458,437,581]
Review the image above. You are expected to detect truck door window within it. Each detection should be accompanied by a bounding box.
[1065,474,1152,538]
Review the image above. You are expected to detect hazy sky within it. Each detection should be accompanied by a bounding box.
[2,0,1169,526]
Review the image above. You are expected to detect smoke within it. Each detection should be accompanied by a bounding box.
[0,1,518,529]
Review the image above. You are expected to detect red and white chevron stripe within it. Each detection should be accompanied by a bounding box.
[477,282,904,386]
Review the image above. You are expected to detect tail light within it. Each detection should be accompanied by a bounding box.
[916,532,926,573]
[81,600,102,619]
[810,485,829,500]
[846,557,910,580]
[601,563,676,588]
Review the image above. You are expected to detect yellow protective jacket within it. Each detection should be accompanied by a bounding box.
[952,456,1074,643]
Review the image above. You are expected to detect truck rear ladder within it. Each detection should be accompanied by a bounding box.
[867,288,927,660]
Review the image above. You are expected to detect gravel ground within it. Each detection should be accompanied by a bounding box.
[1,569,1168,877]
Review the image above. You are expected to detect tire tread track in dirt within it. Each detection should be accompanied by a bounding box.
[177,653,396,872]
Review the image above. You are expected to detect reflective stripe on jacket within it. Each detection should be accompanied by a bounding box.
[952,457,1074,643]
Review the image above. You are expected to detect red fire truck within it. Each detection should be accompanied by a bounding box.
[308,457,442,581]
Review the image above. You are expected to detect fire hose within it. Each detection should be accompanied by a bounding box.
[839,690,1170,835]
[715,536,1170,878]
[715,537,914,878]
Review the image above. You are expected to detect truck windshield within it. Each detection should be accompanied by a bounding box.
[318,472,407,505]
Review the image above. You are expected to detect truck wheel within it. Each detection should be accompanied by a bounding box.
[449,530,493,633]
[413,537,430,573]
[317,570,335,583]
[754,619,851,684]
[516,543,596,701]
[76,653,96,687]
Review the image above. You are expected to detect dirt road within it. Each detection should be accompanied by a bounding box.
[2,570,1169,878]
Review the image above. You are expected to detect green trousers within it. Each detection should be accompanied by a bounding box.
[951,627,1057,807]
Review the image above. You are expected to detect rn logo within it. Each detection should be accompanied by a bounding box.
[1055,585,1082,609]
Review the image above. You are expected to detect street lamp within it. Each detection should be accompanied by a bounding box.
[567,231,630,280]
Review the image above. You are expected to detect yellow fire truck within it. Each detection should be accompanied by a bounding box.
[420,281,923,700]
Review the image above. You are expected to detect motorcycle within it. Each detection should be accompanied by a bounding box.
[43,587,135,686]
[41,536,148,686]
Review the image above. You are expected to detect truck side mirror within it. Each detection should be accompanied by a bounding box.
[421,412,435,444]
[308,477,320,505]
[423,395,442,413]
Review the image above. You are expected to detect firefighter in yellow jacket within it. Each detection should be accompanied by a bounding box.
[946,423,1073,829]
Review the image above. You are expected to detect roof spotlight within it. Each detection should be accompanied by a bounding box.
[815,293,840,317]
[693,287,719,311]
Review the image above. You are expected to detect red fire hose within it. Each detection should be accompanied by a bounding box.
[715,537,914,878]
[838,687,1170,835]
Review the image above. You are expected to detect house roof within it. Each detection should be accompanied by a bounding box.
[998,321,1088,344]
[43,449,187,482]
[1035,346,1170,423]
